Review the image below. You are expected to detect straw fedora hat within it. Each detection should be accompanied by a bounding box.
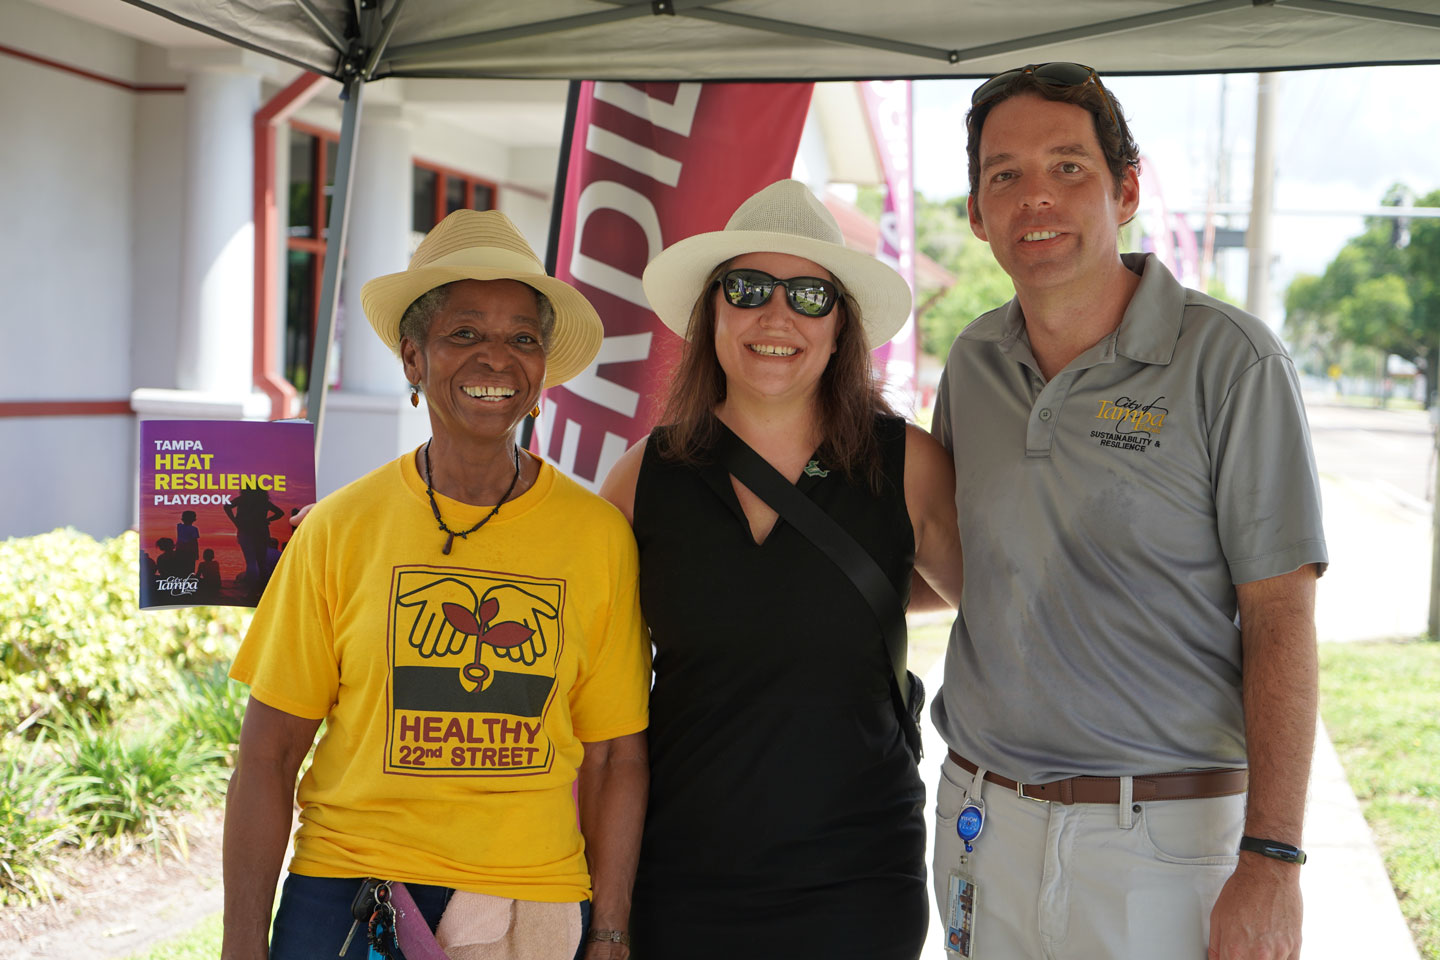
[361,210,603,388]
[642,179,912,348]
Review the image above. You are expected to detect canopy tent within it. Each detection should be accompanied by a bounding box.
[118,0,1440,443]
[123,0,1440,81]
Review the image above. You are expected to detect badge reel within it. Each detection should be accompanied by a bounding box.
[945,766,985,958]
[957,796,985,852]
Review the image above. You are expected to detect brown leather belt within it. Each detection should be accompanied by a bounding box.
[947,750,1247,805]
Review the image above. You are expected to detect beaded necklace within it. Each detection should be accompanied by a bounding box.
[423,440,520,555]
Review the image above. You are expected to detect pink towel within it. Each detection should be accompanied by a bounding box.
[389,883,582,960]
[439,892,582,960]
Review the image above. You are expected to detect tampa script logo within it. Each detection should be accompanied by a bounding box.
[1090,395,1168,452]
[156,574,200,596]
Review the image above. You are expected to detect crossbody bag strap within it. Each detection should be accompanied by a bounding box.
[714,424,914,709]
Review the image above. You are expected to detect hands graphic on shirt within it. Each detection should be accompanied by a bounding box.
[397,577,559,673]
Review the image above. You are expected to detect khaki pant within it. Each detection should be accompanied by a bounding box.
[932,755,1245,959]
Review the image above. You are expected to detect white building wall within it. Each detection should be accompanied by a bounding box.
[0,417,138,538]
[0,0,143,539]
[129,57,187,391]
[502,146,559,258]
[410,118,509,188]
[0,7,568,538]
[0,2,137,400]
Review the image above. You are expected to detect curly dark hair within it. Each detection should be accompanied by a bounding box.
[966,68,1141,200]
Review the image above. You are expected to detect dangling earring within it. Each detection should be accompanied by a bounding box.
[530,404,541,419]
[409,384,420,408]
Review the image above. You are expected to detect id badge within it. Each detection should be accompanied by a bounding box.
[944,870,978,957]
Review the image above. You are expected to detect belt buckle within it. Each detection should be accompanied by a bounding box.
[1015,780,1047,803]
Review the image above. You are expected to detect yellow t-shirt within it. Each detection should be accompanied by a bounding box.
[230,449,650,902]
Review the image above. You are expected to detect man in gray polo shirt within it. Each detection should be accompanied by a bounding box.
[929,64,1326,960]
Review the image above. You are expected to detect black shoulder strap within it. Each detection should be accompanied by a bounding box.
[714,424,914,709]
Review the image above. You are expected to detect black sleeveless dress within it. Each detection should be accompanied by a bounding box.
[629,416,927,960]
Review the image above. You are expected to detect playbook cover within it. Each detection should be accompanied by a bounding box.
[139,420,315,609]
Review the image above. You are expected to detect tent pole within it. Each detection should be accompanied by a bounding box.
[544,80,582,278]
[364,0,409,78]
[306,74,365,461]
[521,79,583,454]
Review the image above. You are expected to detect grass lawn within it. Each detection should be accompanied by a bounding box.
[907,616,953,677]
[122,913,221,960]
[1322,391,1425,412]
[1319,639,1440,959]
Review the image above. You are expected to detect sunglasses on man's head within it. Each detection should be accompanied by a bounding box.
[971,61,1120,132]
[718,269,840,318]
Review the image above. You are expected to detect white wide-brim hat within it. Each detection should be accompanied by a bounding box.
[642,179,913,348]
[361,210,603,388]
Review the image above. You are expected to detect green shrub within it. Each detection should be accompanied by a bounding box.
[0,529,250,727]
[46,707,229,858]
[0,732,80,906]
[163,663,248,765]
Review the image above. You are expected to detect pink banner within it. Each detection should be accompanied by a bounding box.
[537,81,814,489]
[860,80,918,409]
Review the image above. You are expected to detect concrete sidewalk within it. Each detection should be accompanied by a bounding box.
[911,461,1426,957]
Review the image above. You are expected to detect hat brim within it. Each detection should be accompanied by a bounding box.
[360,267,603,389]
[642,230,913,348]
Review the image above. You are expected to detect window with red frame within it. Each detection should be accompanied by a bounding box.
[283,131,500,393]
[412,162,497,244]
[284,122,338,394]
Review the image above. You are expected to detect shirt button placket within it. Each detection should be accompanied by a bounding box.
[1026,376,1072,458]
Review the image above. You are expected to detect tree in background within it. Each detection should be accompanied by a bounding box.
[856,187,1014,360]
[914,195,1016,358]
[1283,184,1440,404]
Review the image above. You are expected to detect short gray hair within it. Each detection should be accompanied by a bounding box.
[397,281,556,350]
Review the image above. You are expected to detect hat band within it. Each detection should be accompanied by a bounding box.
[422,247,545,273]
[724,216,843,246]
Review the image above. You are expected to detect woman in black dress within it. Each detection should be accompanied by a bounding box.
[601,179,964,959]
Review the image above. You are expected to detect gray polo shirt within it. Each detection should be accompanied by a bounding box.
[931,253,1327,783]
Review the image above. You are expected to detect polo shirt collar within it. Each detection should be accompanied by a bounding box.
[959,252,1187,369]
[1114,252,1184,366]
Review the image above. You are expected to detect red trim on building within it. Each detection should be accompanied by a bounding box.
[499,181,548,202]
[0,42,184,93]
[0,401,133,418]
[253,73,325,420]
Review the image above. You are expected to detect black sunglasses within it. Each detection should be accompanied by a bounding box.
[971,62,1120,132]
[718,269,840,318]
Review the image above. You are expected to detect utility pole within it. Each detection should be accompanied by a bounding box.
[1200,75,1228,294]
[1245,73,1277,326]
[1431,412,1440,638]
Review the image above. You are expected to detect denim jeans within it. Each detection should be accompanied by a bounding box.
[270,873,591,960]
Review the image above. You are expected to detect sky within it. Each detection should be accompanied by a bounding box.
[912,64,1440,327]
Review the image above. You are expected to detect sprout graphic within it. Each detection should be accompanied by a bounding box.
[443,596,536,690]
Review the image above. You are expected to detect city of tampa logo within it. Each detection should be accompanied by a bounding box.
[1091,395,1168,452]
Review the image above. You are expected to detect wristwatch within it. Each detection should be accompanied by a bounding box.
[587,928,631,946]
[1239,835,1307,865]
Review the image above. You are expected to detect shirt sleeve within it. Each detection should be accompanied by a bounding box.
[568,522,650,743]
[932,360,955,453]
[1208,354,1329,584]
[229,515,340,720]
